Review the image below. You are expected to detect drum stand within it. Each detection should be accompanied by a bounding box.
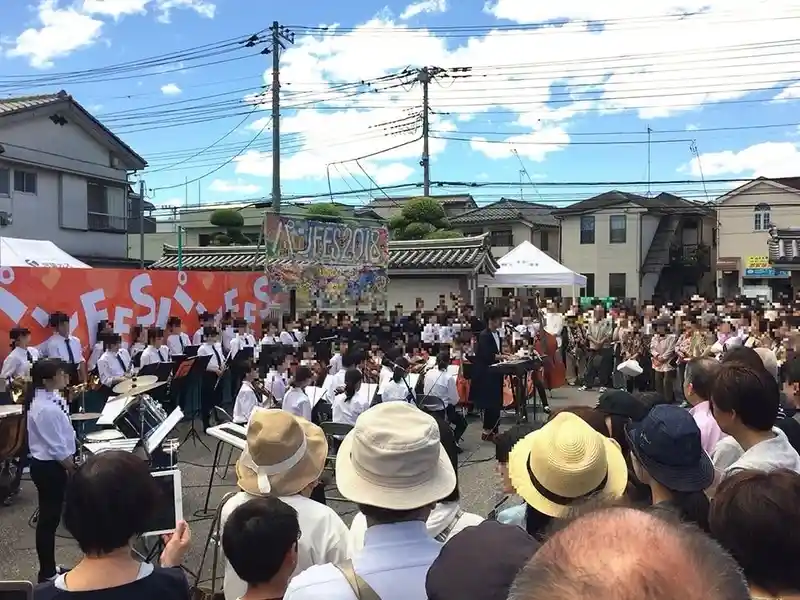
[180,413,209,452]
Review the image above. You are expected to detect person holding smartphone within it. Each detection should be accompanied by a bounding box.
[26,358,76,583]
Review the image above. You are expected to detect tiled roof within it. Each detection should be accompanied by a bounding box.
[450,198,557,226]
[768,226,800,265]
[150,233,498,275]
[555,190,712,216]
[367,194,477,208]
[0,89,146,169]
[0,92,64,116]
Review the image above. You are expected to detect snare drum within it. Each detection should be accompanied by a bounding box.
[113,394,168,441]
[85,429,125,443]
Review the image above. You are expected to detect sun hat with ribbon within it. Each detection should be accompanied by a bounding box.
[508,411,628,518]
[335,402,456,510]
[236,408,328,497]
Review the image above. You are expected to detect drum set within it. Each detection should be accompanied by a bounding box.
[77,376,182,471]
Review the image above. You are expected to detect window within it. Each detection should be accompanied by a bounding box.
[580,273,595,297]
[0,168,9,195]
[13,170,37,194]
[198,234,212,247]
[609,273,627,298]
[580,216,595,244]
[490,229,513,246]
[539,230,550,251]
[753,203,771,231]
[87,182,126,232]
[609,215,626,243]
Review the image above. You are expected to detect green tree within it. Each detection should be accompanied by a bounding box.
[387,197,462,240]
[209,208,252,246]
[305,202,343,223]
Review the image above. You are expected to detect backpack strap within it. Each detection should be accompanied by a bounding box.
[334,560,382,600]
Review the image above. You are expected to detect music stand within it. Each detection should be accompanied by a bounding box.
[175,356,210,451]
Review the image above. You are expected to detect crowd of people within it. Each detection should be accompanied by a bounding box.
[5,292,800,599]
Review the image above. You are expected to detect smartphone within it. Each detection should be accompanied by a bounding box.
[0,581,34,600]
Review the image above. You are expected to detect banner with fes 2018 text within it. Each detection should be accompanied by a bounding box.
[0,266,280,360]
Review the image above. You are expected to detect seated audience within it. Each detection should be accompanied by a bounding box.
[508,507,749,600]
[493,423,542,527]
[220,409,349,600]
[349,475,482,550]
[507,412,628,540]
[426,520,540,600]
[626,405,713,532]
[285,402,456,600]
[35,451,191,600]
[710,363,800,480]
[222,496,300,600]
[709,469,800,600]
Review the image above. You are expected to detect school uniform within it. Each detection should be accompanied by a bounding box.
[96,349,132,398]
[87,342,104,373]
[328,353,344,377]
[382,378,414,403]
[129,342,146,368]
[280,329,302,347]
[166,332,191,357]
[1,346,38,381]
[332,391,370,427]
[282,386,312,421]
[423,367,467,441]
[197,341,225,429]
[232,381,261,425]
[27,389,75,581]
[192,327,206,346]
[264,370,288,404]
[229,334,255,397]
[40,334,84,383]
[139,345,170,368]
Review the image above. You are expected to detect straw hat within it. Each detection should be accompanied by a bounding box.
[236,408,327,497]
[335,402,456,510]
[508,411,628,518]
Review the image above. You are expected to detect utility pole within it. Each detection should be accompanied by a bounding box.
[138,179,145,268]
[267,21,294,214]
[418,67,431,196]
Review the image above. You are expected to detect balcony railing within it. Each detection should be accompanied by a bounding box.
[88,211,126,233]
[668,243,711,270]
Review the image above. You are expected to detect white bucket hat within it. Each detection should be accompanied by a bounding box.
[335,402,456,510]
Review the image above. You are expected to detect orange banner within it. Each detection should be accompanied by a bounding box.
[0,267,281,359]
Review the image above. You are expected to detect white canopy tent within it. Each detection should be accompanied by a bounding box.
[0,237,91,268]
[479,240,586,288]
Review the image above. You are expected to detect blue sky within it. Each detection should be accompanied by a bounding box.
[3,0,800,210]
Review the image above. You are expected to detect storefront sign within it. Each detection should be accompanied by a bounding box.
[745,256,770,269]
[715,256,740,271]
[264,215,389,267]
[744,267,790,278]
[0,267,277,358]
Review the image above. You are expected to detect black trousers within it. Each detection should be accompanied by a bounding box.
[30,458,68,581]
[201,371,222,429]
[446,404,468,441]
[482,404,501,433]
[532,374,549,408]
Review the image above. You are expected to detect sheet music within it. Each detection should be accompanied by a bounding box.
[146,407,184,455]
[84,439,138,454]
[97,396,133,426]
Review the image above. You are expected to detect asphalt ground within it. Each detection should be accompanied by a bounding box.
[0,386,597,584]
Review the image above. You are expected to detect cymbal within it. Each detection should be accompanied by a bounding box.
[115,380,166,400]
[113,376,159,394]
[70,412,102,421]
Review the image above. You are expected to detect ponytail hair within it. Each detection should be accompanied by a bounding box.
[392,357,410,383]
[436,350,450,371]
[343,368,363,402]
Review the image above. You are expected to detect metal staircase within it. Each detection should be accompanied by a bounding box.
[641,214,681,275]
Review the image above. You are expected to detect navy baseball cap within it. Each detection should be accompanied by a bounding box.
[625,405,714,493]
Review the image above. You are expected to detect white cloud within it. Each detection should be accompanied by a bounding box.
[227,1,800,182]
[6,0,216,68]
[772,83,800,102]
[400,0,447,20]
[208,179,262,194]
[160,83,182,95]
[683,142,800,179]
[7,0,103,68]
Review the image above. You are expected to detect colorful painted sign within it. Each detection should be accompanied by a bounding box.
[264,215,389,267]
[0,267,280,359]
[265,262,388,309]
[745,256,770,269]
